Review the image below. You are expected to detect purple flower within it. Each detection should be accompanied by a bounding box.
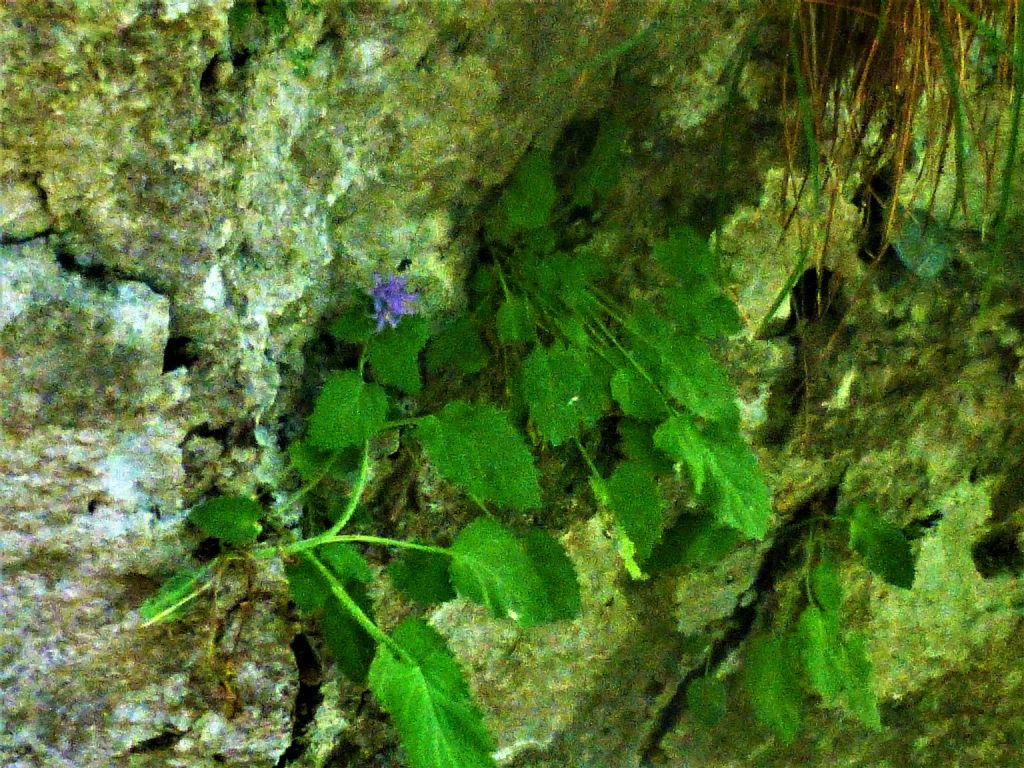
[369,272,419,331]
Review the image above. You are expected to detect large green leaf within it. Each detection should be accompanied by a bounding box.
[847,503,916,589]
[369,618,496,768]
[188,495,263,545]
[521,341,610,446]
[654,415,771,540]
[365,315,430,394]
[308,370,388,451]
[416,402,541,511]
[449,518,561,626]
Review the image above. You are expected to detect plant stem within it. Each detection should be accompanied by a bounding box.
[324,440,370,537]
[307,552,403,656]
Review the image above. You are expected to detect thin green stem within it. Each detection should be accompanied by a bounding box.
[285,534,451,558]
[325,440,371,537]
[307,552,402,656]
[273,451,342,518]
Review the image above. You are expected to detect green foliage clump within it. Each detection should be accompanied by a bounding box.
[138,118,921,764]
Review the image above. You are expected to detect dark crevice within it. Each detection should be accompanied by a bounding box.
[275,633,324,766]
[640,484,838,765]
[53,241,170,297]
[127,730,185,753]
[163,336,199,373]
[972,524,1024,578]
[1,228,55,246]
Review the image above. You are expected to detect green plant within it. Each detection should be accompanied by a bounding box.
[739,501,917,743]
[140,124,779,765]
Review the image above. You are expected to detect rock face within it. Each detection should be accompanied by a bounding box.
[2,1,1023,768]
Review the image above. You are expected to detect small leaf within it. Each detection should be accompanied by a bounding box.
[495,296,537,344]
[521,342,611,446]
[308,370,388,451]
[188,495,263,545]
[646,514,740,573]
[320,542,373,583]
[139,567,211,626]
[425,316,489,376]
[809,557,843,614]
[449,517,552,626]
[744,633,802,744]
[323,585,377,684]
[522,529,581,621]
[686,676,728,728]
[369,618,496,768]
[652,227,717,291]
[611,366,667,422]
[847,503,915,589]
[571,116,627,209]
[417,402,541,511]
[329,300,376,344]
[798,605,881,730]
[389,548,456,605]
[597,461,667,573]
[490,149,556,239]
[365,315,430,394]
[617,419,674,475]
[286,553,329,613]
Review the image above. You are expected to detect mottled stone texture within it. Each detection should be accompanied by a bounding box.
[2,0,1023,767]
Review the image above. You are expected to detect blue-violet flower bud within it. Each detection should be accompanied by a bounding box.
[369,272,419,331]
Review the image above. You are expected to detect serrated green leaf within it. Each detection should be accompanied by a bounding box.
[847,503,915,589]
[323,585,377,684]
[139,567,211,626]
[425,316,489,376]
[658,336,738,422]
[417,402,540,510]
[744,633,802,744]
[596,461,666,574]
[369,618,496,768]
[329,301,377,344]
[449,518,553,626]
[686,676,728,728]
[308,370,388,451]
[495,296,538,343]
[188,495,263,545]
[389,547,456,605]
[522,529,581,621]
[654,415,771,540]
[521,342,610,446]
[611,366,667,421]
[365,315,430,394]
[571,117,627,209]
[798,606,881,730]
